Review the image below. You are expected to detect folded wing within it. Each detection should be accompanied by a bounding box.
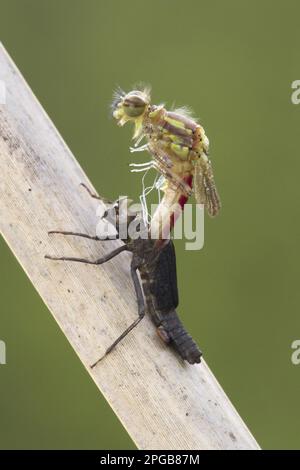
[194,155,221,217]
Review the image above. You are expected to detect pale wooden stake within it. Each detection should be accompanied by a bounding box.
[0,43,259,450]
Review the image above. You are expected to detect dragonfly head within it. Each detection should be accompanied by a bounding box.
[111,88,150,125]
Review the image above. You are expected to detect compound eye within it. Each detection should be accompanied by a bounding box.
[123,93,147,118]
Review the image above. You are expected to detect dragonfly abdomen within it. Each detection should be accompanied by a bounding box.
[157,311,202,364]
[139,241,202,364]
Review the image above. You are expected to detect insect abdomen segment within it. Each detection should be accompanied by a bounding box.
[157,311,202,365]
[141,241,202,364]
[148,241,179,311]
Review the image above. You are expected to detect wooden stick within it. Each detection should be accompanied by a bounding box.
[0,43,259,450]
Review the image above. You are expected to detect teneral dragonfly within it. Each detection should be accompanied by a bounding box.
[112,86,221,218]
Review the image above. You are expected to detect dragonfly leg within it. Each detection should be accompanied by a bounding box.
[80,182,112,204]
[129,143,149,153]
[45,245,127,265]
[48,230,117,241]
[90,263,145,368]
[130,263,146,318]
[48,230,101,241]
[129,162,154,173]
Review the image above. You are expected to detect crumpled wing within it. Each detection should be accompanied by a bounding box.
[194,155,221,217]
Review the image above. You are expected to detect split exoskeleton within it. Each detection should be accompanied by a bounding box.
[45,184,202,366]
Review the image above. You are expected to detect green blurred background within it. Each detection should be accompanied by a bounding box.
[0,0,299,450]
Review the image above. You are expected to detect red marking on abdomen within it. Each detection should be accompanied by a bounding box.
[154,175,194,248]
[169,175,193,230]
